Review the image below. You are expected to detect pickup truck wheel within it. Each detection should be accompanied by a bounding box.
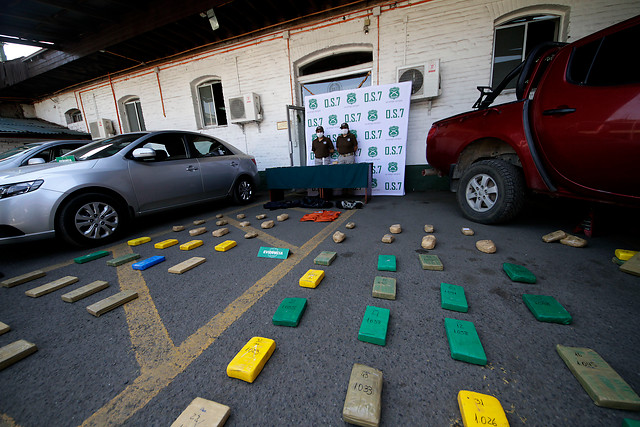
[456,159,525,224]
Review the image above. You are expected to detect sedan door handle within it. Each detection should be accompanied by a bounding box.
[230,161,238,167]
[543,107,576,116]
[186,165,199,172]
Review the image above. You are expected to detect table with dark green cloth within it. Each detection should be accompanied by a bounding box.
[266,163,373,202]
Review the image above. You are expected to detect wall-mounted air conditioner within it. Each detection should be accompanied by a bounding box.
[88,118,115,139]
[397,59,441,100]
[227,93,262,123]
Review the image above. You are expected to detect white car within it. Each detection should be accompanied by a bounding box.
[0,131,259,246]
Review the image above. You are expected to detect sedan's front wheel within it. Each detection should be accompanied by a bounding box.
[57,193,128,246]
[456,159,525,224]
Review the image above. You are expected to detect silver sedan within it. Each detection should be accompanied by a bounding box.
[0,131,260,246]
[0,140,89,171]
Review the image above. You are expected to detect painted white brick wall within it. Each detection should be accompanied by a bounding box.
[33,0,640,170]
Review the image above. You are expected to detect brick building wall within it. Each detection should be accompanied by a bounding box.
[32,0,640,174]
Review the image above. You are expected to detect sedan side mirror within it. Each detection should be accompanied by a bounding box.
[132,148,156,159]
[27,157,46,165]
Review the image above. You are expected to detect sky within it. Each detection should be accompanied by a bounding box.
[1,43,43,60]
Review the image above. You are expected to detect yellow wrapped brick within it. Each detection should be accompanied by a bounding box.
[215,240,237,252]
[299,269,325,288]
[226,337,276,383]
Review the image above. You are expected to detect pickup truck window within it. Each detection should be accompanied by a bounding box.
[569,24,640,86]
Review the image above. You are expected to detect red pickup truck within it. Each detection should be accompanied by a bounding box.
[426,15,640,224]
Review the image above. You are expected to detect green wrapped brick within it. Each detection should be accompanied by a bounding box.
[440,283,468,313]
[556,344,640,410]
[74,251,110,264]
[503,263,536,283]
[372,276,396,300]
[314,251,337,266]
[418,254,443,270]
[522,294,572,324]
[358,306,390,346]
[623,419,640,427]
[107,253,141,267]
[272,298,307,327]
[444,318,487,366]
[377,255,396,272]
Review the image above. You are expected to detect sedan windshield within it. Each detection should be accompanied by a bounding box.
[68,133,145,160]
[0,143,40,161]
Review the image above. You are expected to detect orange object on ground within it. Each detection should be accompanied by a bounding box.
[300,210,342,222]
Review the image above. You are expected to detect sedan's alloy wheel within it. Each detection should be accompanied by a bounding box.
[74,201,119,240]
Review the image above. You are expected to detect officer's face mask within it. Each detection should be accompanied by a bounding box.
[317,133,324,138]
[341,129,348,135]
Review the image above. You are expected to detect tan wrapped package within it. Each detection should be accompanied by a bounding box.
[212,228,229,237]
[261,220,275,229]
[476,240,497,253]
[346,222,356,229]
[216,219,228,226]
[333,231,346,243]
[277,214,289,222]
[389,224,402,234]
[421,235,436,249]
[424,224,434,233]
[560,235,588,248]
[342,363,383,427]
[542,230,567,242]
[381,234,395,244]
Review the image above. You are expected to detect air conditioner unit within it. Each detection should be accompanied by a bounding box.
[88,118,115,139]
[397,59,441,100]
[227,93,262,123]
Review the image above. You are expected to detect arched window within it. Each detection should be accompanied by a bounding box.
[297,46,373,101]
[196,80,227,127]
[123,98,146,132]
[64,108,83,124]
[492,14,562,88]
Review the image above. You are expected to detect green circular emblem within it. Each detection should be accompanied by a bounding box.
[368,147,378,157]
[389,126,399,137]
[388,162,398,173]
[389,87,400,99]
[328,115,338,126]
[309,99,318,110]
[367,110,378,122]
[347,93,357,104]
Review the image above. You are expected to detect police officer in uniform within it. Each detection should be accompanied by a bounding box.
[311,126,334,165]
[336,122,358,164]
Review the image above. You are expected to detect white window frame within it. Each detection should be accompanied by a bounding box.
[490,7,569,89]
[124,98,146,132]
[196,80,227,128]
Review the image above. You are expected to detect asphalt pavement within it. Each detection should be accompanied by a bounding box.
[1,190,639,426]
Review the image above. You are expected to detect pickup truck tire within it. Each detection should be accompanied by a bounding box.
[456,159,525,224]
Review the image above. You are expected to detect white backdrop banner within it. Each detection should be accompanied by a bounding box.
[304,81,411,196]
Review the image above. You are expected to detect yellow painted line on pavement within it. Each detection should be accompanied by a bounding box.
[111,243,177,369]
[81,209,357,426]
[224,217,299,251]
